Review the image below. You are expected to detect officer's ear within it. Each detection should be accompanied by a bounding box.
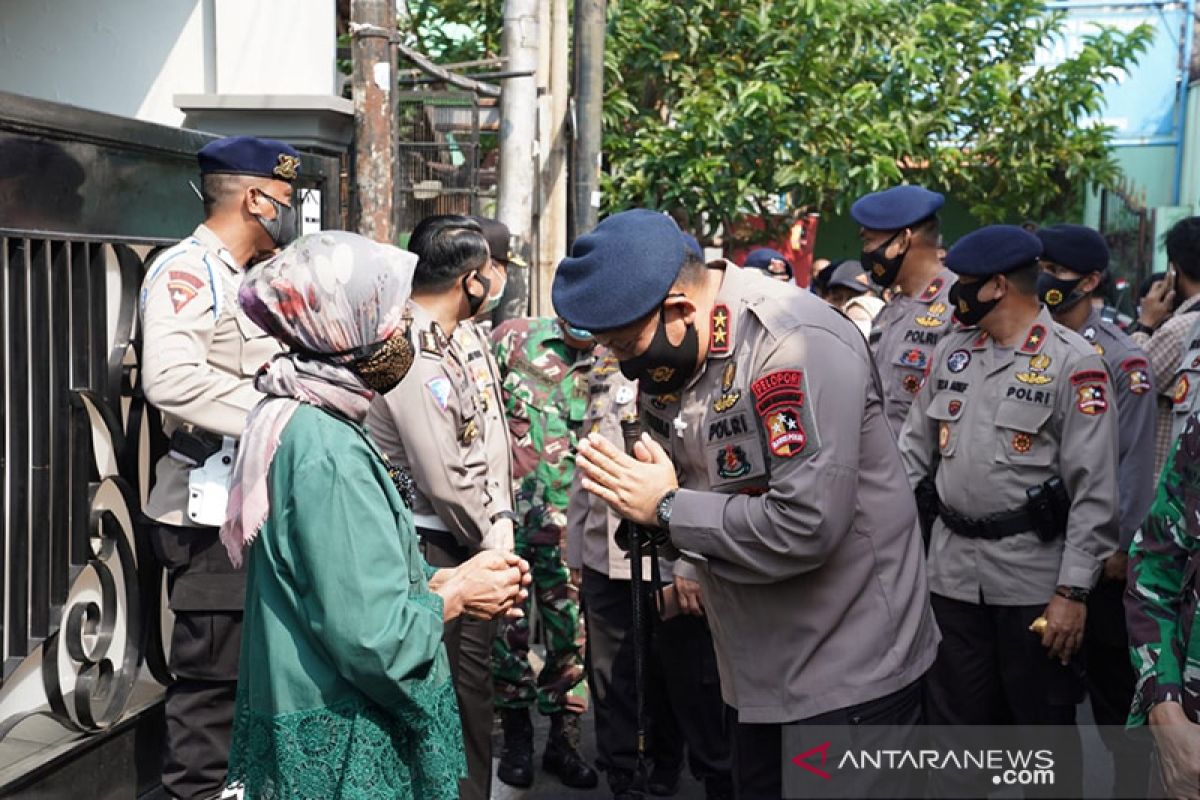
[1080,272,1103,295]
[662,292,698,327]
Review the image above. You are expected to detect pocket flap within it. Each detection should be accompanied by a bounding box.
[926,394,966,422]
[995,400,1053,433]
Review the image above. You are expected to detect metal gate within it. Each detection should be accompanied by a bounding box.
[1098,184,1152,319]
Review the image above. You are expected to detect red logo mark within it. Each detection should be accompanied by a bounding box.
[791,741,832,780]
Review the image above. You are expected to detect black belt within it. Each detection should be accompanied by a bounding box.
[937,501,1035,541]
[416,526,471,563]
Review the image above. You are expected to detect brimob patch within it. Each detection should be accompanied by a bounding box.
[1128,370,1151,395]
[1075,384,1108,415]
[947,349,971,374]
[765,407,807,457]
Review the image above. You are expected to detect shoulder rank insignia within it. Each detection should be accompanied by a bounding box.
[710,304,731,355]
[419,330,443,357]
[1019,324,1047,355]
[918,278,945,303]
[712,361,741,413]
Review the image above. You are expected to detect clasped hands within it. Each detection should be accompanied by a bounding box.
[576,431,678,527]
[432,550,531,622]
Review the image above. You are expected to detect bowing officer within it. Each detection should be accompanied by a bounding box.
[556,209,939,800]
[898,225,1119,797]
[853,185,957,435]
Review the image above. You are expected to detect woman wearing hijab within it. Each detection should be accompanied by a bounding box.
[221,231,529,799]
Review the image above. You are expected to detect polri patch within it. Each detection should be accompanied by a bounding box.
[764,408,806,457]
[1128,370,1151,395]
[751,369,818,459]
[1075,384,1108,416]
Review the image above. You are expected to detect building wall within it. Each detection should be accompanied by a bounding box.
[0,0,336,127]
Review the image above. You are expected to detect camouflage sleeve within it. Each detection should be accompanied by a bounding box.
[1126,428,1199,726]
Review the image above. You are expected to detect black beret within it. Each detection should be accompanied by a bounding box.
[198,136,301,182]
[470,216,527,267]
[850,185,944,231]
[945,225,1043,277]
[552,209,688,332]
[1034,224,1109,274]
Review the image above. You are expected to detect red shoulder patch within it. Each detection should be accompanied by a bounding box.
[1070,370,1109,386]
[1019,324,1047,355]
[751,369,804,415]
[918,278,944,303]
[1120,357,1149,373]
[1075,383,1108,415]
[167,270,205,313]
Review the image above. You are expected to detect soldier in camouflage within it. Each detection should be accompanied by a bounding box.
[490,315,599,790]
[1127,413,1200,796]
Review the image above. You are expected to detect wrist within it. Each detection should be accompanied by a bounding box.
[655,489,678,530]
[1150,701,1189,727]
[1131,319,1158,335]
[435,574,466,621]
[1055,585,1090,603]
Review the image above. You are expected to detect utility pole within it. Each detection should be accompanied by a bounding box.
[533,0,569,315]
[350,0,398,243]
[570,0,605,244]
[497,0,539,319]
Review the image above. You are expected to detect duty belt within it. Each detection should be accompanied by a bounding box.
[937,501,1035,541]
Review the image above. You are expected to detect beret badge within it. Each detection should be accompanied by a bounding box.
[274,153,300,181]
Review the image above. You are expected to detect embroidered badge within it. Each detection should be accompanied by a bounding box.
[273,153,300,180]
[947,350,971,373]
[1175,375,1191,405]
[167,270,204,313]
[938,422,951,451]
[1128,370,1151,395]
[710,304,731,354]
[1044,289,1064,306]
[1075,384,1108,415]
[1019,325,1047,355]
[899,349,929,370]
[716,443,752,479]
[1016,354,1053,385]
[919,278,945,303]
[615,385,636,405]
[751,370,805,413]
[902,374,923,394]
[948,399,963,416]
[915,312,945,328]
[648,366,676,385]
[426,376,451,410]
[650,393,680,411]
[712,362,741,413]
[1070,370,1108,386]
[765,408,807,457]
[1012,432,1034,454]
[461,417,479,444]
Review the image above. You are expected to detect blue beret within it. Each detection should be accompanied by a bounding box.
[945,225,1043,277]
[681,233,703,258]
[850,185,945,231]
[743,248,793,277]
[1034,224,1109,274]
[553,209,687,331]
[198,136,301,182]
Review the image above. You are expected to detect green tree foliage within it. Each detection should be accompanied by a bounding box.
[401,0,503,63]
[602,0,1153,241]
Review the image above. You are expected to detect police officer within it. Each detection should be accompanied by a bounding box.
[556,209,940,800]
[741,248,793,282]
[140,136,299,800]
[898,225,1119,797]
[852,185,957,435]
[366,214,516,800]
[1034,223,1155,796]
[567,349,732,800]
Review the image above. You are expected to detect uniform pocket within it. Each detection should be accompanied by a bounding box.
[925,394,966,458]
[994,400,1055,466]
[234,307,277,377]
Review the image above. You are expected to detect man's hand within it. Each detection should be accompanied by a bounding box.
[674,575,705,617]
[1103,552,1129,584]
[1150,701,1200,800]
[441,550,532,621]
[1140,272,1176,330]
[1040,592,1086,665]
[576,432,678,527]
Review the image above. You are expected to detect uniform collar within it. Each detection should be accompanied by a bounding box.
[193,224,242,273]
[408,299,451,354]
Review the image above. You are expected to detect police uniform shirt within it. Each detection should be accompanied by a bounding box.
[139,223,281,526]
[641,265,939,723]
[564,348,677,582]
[1078,308,1156,548]
[898,308,1120,605]
[367,301,495,549]
[453,320,515,519]
[870,268,957,435]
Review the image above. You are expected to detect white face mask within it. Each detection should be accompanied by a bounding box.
[480,276,506,314]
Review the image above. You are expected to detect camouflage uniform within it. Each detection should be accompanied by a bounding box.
[1127,413,1200,726]
[490,317,591,714]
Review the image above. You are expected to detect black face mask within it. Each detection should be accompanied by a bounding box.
[462,270,489,316]
[949,278,1000,327]
[618,304,699,396]
[861,230,908,288]
[1036,272,1087,314]
[254,190,299,248]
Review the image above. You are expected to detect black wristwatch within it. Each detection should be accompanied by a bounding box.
[1127,320,1156,336]
[1055,585,1090,603]
[655,490,677,530]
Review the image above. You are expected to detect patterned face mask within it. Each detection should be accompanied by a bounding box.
[349,324,415,396]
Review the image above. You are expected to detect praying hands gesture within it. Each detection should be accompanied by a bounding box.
[575,432,679,527]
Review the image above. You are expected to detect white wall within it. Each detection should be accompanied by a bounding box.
[0,0,336,128]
